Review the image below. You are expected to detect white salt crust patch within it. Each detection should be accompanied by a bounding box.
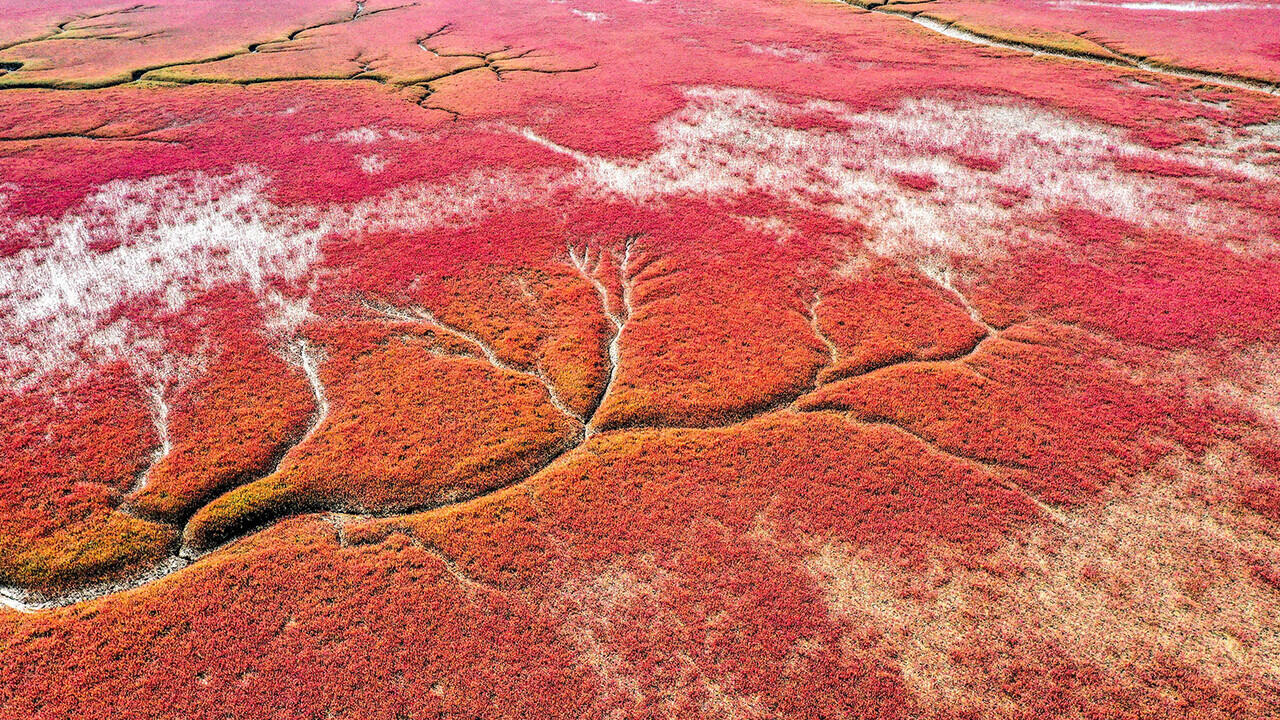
[520,86,1277,258]
[743,41,823,63]
[570,8,609,21]
[0,167,549,387]
[734,214,798,242]
[357,154,390,174]
[0,168,326,386]
[1202,119,1280,165]
[303,126,421,144]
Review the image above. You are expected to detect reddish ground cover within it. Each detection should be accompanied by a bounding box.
[1,0,1278,716]
[871,0,1280,84]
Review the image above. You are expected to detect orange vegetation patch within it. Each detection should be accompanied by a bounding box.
[6,412,1275,717]
[800,322,1186,506]
[362,413,1044,586]
[814,257,985,382]
[128,288,317,522]
[0,518,598,719]
[0,363,173,589]
[182,322,582,550]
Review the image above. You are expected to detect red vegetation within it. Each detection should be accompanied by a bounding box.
[907,0,1280,84]
[892,171,939,192]
[6,412,1274,716]
[590,206,832,430]
[0,364,173,588]
[183,322,581,550]
[0,520,599,719]
[0,0,1278,715]
[813,258,985,382]
[2,414,1040,718]
[129,288,317,522]
[801,323,1186,505]
[321,223,613,418]
[978,214,1280,351]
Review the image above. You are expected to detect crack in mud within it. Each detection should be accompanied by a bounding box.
[362,297,585,424]
[122,382,172,507]
[291,339,332,452]
[808,262,1004,387]
[0,133,180,144]
[416,543,493,591]
[248,2,416,55]
[596,269,1068,524]
[809,409,1072,526]
[921,262,993,332]
[0,338,338,612]
[327,514,507,592]
[0,118,184,144]
[806,291,839,388]
[354,522,500,592]
[411,23,598,118]
[568,235,638,437]
[0,555,189,613]
[848,0,1280,97]
[0,2,419,91]
[587,267,1001,432]
[1000,477,1073,526]
[0,7,598,129]
[0,4,154,54]
[806,267,1072,524]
